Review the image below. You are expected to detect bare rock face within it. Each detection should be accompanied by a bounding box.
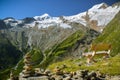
[1,2,119,52]
[0,20,7,29]
[1,2,119,53]
[98,3,108,9]
[1,18,84,52]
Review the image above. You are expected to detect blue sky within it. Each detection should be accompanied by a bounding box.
[0,0,119,19]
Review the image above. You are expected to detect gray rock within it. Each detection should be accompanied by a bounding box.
[19,76,49,80]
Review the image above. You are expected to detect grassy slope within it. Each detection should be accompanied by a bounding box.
[39,28,99,69]
[39,30,85,69]
[0,48,43,80]
[93,12,120,56]
[1,11,120,79]
[2,11,120,79]
[0,19,101,79]
[48,12,120,76]
[0,33,22,80]
[48,54,120,75]
[0,69,11,80]
[13,49,44,75]
[1,28,86,79]
[12,27,98,75]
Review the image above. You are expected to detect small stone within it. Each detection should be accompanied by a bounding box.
[88,71,97,77]
[55,75,63,80]
[61,64,67,69]
[80,70,89,78]
[44,69,51,75]
[63,77,71,80]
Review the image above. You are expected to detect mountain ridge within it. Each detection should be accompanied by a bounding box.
[2,3,120,32]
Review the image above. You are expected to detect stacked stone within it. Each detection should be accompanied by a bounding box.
[50,69,107,80]
[54,66,63,75]
[10,71,14,80]
[22,53,34,78]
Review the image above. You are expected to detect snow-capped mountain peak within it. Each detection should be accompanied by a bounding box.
[3,2,120,32]
[63,2,120,31]
[88,3,120,27]
[34,13,51,21]
[40,13,50,18]
[89,3,108,11]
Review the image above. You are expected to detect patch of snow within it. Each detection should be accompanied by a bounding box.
[89,3,107,11]
[64,3,120,27]
[89,5,120,26]
[4,19,14,24]
[64,12,87,26]
[40,13,50,18]
[17,20,22,24]
[4,3,120,30]
[10,23,18,26]
[34,13,51,20]
[33,13,63,28]
[60,23,71,28]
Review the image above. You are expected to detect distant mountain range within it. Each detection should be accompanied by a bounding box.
[2,3,120,32]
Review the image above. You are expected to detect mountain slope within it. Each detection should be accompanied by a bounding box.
[93,11,120,56]
[3,3,120,32]
[39,29,99,69]
[64,3,120,31]
[0,3,119,53]
[12,28,99,78]
[0,2,120,80]
[0,32,22,70]
[1,2,119,53]
[0,32,22,80]
[48,53,120,76]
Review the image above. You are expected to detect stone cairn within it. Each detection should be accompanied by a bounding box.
[20,53,34,78]
[19,53,107,80]
[9,70,19,80]
[10,70,14,80]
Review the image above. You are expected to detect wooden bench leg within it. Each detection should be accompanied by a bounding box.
[87,58,91,64]
[87,57,97,64]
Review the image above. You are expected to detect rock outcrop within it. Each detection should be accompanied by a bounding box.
[19,69,107,80]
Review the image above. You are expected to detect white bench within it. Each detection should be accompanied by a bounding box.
[83,43,111,64]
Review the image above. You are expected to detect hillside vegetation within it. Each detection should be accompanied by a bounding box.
[39,28,99,69]
[0,33,22,70]
[14,29,86,74]
[4,27,98,79]
[48,54,120,75]
[0,33,22,80]
[48,12,120,76]
[39,30,85,68]
[93,11,120,56]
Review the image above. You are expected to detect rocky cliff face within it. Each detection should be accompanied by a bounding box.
[0,3,119,52]
[0,31,22,71]
[0,3,119,51]
[1,21,85,52]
